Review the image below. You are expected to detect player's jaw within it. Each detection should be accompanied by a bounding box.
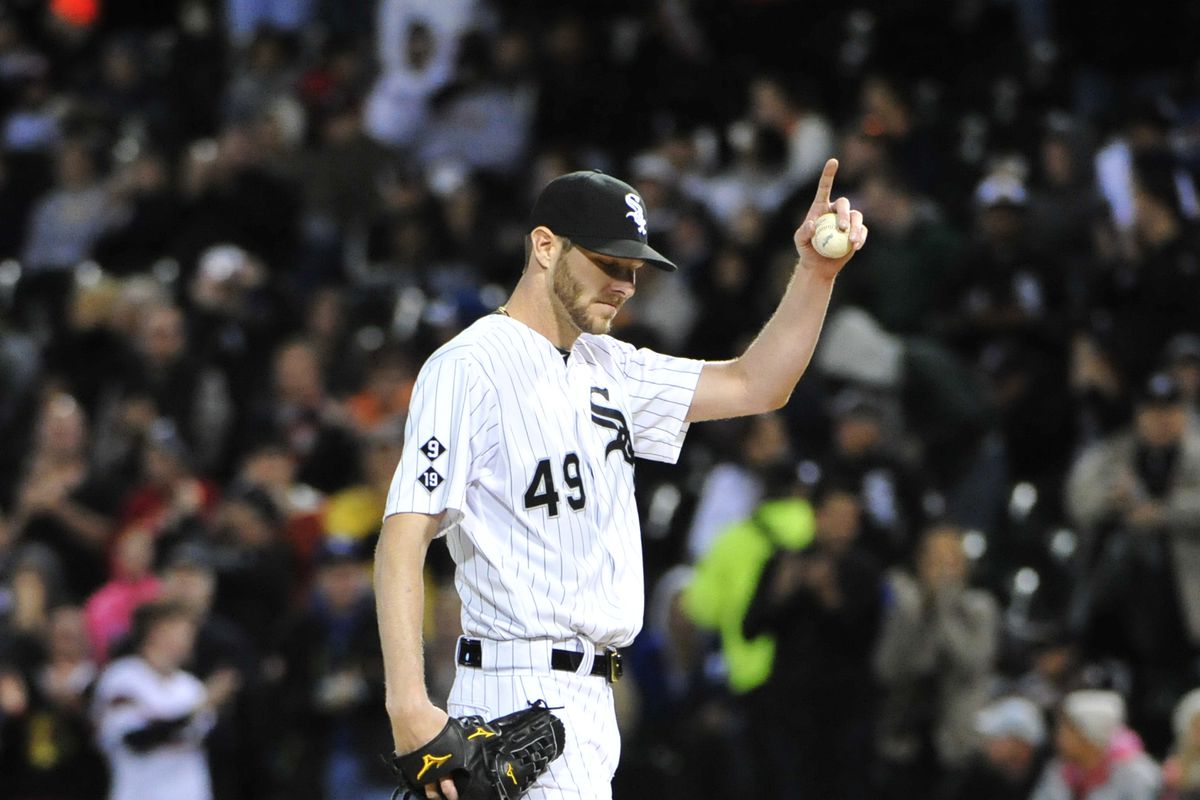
[552,254,627,336]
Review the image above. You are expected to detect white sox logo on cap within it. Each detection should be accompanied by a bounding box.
[624,193,647,236]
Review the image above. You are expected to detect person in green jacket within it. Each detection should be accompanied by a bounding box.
[682,491,815,695]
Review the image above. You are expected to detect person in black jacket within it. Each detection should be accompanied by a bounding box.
[743,478,885,800]
[269,538,392,800]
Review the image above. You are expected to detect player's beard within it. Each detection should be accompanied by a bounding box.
[552,255,618,335]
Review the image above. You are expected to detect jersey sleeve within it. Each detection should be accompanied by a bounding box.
[622,346,704,464]
[384,355,491,527]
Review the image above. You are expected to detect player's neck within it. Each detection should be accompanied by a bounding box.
[502,280,581,351]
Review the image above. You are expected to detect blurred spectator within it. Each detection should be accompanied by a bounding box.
[874,524,1000,800]
[375,0,481,75]
[835,167,965,336]
[1163,333,1200,422]
[940,172,1065,361]
[748,75,835,184]
[21,140,112,272]
[41,275,132,420]
[1029,690,1160,800]
[1100,157,1200,378]
[0,605,108,800]
[185,243,283,421]
[684,413,791,562]
[118,419,218,549]
[271,538,391,800]
[92,600,239,800]
[822,389,931,566]
[1026,114,1106,279]
[172,127,301,276]
[322,419,404,550]
[225,0,317,45]
[109,303,234,474]
[256,339,360,493]
[91,147,181,275]
[299,287,360,398]
[1164,688,1200,800]
[159,543,265,800]
[293,100,390,286]
[88,36,170,143]
[941,695,1050,800]
[0,315,43,504]
[681,122,795,227]
[1067,372,1200,750]
[816,308,1006,533]
[343,344,415,435]
[683,475,816,689]
[363,19,455,149]
[683,479,815,793]
[222,28,302,124]
[0,545,67,675]
[12,395,118,599]
[743,480,884,799]
[1068,326,1132,449]
[417,30,537,176]
[207,485,294,648]
[2,76,59,153]
[83,526,161,663]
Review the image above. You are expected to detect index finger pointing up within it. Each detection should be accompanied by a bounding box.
[812,158,839,212]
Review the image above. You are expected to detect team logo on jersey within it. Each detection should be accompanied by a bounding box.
[624,192,648,236]
[590,387,634,465]
[421,437,445,460]
[418,467,444,491]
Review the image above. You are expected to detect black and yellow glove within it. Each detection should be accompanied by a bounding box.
[388,700,565,800]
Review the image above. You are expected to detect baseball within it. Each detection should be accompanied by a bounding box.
[812,212,850,259]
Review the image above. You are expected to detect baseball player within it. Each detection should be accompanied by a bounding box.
[378,158,867,799]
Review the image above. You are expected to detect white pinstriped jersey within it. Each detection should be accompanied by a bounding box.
[385,314,703,648]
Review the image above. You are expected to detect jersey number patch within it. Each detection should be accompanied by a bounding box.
[523,453,586,516]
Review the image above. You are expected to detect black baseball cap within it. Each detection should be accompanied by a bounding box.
[529,170,677,271]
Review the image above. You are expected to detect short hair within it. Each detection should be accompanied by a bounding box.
[130,599,193,650]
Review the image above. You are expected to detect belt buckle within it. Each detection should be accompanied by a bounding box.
[605,647,623,683]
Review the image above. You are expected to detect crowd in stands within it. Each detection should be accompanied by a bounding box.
[1,0,1199,798]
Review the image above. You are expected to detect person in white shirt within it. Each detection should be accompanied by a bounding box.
[378,160,867,799]
[92,600,239,800]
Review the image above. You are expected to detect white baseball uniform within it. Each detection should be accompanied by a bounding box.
[92,656,216,800]
[385,313,703,798]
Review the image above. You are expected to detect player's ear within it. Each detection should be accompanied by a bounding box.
[529,226,558,271]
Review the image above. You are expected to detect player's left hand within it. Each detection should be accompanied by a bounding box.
[793,158,868,280]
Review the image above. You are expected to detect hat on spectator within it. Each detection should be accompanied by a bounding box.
[1173,688,1200,742]
[1062,690,1126,748]
[1138,371,1183,406]
[975,173,1028,209]
[976,696,1047,746]
[830,388,885,421]
[529,170,677,271]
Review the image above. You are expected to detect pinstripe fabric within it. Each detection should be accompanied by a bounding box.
[385,314,702,647]
[383,313,702,795]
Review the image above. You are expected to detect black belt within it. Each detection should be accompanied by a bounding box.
[456,638,623,683]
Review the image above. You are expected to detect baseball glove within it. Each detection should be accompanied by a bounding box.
[388,700,565,800]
